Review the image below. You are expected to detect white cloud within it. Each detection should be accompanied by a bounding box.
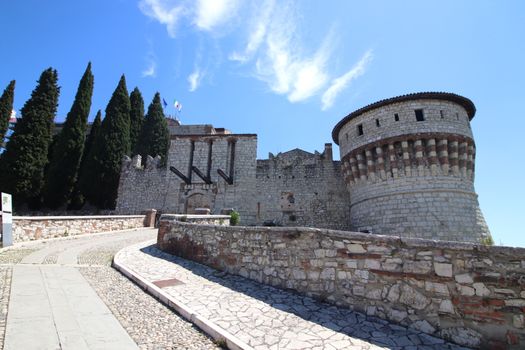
[138,0,185,37]
[142,60,157,77]
[194,0,240,31]
[253,6,333,103]
[138,0,373,107]
[229,0,274,63]
[321,50,373,110]
[188,68,203,91]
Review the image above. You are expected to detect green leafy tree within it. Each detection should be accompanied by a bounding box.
[44,63,94,209]
[0,80,15,146]
[135,92,169,166]
[0,68,59,209]
[83,75,131,209]
[70,110,102,209]
[129,87,144,154]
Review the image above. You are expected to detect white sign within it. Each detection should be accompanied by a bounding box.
[2,212,11,225]
[1,193,12,213]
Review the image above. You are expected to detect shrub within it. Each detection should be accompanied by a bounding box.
[480,235,494,246]
[230,210,240,226]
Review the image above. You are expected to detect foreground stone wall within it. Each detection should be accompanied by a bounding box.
[158,220,525,349]
[12,215,147,242]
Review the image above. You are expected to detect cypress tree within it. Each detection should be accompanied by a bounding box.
[0,80,15,146]
[0,68,59,209]
[71,110,102,209]
[129,87,144,154]
[84,75,131,209]
[135,92,170,166]
[44,63,94,209]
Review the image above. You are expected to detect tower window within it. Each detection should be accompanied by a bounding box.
[440,110,444,119]
[415,109,425,121]
[394,113,399,121]
[456,113,459,120]
[357,124,363,136]
[375,119,380,127]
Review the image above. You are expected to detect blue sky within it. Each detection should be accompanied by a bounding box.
[1,1,524,246]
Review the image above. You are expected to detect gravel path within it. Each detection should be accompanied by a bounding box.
[0,229,220,349]
[81,266,221,350]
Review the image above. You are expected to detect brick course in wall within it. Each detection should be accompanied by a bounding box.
[158,220,525,349]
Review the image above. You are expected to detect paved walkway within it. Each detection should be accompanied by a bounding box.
[115,241,471,350]
[7,265,137,350]
[0,229,219,349]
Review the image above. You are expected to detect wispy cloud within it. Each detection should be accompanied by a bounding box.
[252,4,333,103]
[142,60,157,77]
[141,43,158,78]
[138,0,373,108]
[321,50,373,110]
[229,0,274,63]
[188,68,203,91]
[138,0,185,37]
[194,0,240,31]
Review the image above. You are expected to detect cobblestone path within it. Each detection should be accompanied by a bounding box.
[0,229,220,349]
[116,241,471,350]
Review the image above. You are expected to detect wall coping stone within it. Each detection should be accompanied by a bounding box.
[12,215,145,220]
[162,220,525,255]
[160,214,232,220]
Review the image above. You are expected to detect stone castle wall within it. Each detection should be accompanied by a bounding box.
[117,134,259,224]
[336,99,474,156]
[255,145,351,230]
[117,155,168,214]
[158,220,525,349]
[334,94,490,242]
[116,92,491,243]
[117,140,351,229]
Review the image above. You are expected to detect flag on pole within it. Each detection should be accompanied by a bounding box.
[174,100,182,112]
[162,98,168,109]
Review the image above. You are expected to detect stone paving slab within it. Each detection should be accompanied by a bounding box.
[114,241,471,350]
[5,265,138,350]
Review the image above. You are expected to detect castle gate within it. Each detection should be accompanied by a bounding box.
[185,193,211,214]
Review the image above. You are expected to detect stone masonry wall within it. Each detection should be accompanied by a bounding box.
[158,220,525,349]
[12,215,147,242]
[349,176,490,242]
[255,145,351,230]
[117,134,258,224]
[336,99,473,157]
[335,96,490,242]
[116,155,168,214]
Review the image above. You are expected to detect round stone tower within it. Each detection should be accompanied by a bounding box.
[332,92,491,243]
